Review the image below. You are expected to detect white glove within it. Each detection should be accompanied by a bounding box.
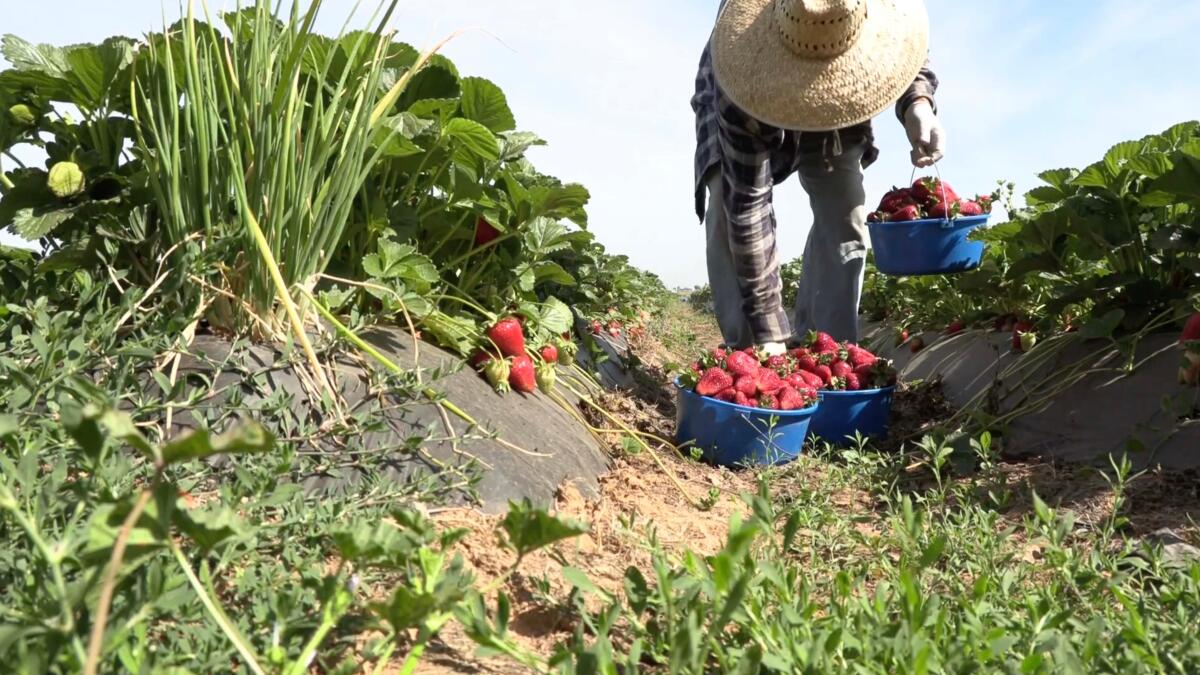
[759,342,787,357]
[904,99,945,168]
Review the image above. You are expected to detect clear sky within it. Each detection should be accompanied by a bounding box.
[4,1,1200,288]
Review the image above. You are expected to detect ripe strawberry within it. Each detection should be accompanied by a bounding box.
[830,360,853,380]
[509,355,536,393]
[1012,321,1034,352]
[879,188,916,214]
[540,344,559,363]
[734,375,759,396]
[809,331,839,354]
[910,336,925,353]
[766,354,788,370]
[959,200,983,216]
[844,373,863,391]
[946,320,965,336]
[484,358,511,393]
[867,211,883,223]
[734,391,753,407]
[696,368,734,397]
[815,364,833,386]
[535,360,557,393]
[473,217,501,247]
[758,393,779,410]
[711,347,728,361]
[469,350,494,370]
[608,320,622,338]
[785,372,806,389]
[757,369,785,395]
[690,361,703,373]
[778,386,805,411]
[798,370,824,390]
[975,194,995,212]
[715,388,738,403]
[487,317,526,357]
[890,204,921,222]
[1180,313,1200,348]
[911,177,959,206]
[726,350,761,378]
[846,346,877,369]
[789,347,811,360]
[896,329,910,346]
[795,353,819,373]
[927,199,959,219]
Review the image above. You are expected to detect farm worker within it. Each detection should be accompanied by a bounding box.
[693,0,943,353]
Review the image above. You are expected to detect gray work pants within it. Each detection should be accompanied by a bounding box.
[704,143,869,347]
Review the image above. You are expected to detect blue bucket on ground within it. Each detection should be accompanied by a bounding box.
[808,387,896,446]
[674,379,818,467]
[868,215,989,276]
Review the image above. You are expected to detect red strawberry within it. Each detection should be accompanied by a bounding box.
[757,393,779,410]
[690,361,703,374]
[734,391,752,407]
[468,350,494,370]
[509,355,536,393]
[795,353,819,373]
[1180,313,1200,347]
[757,369,785,395]
[809,331,839,354]
[487,317,526,357]
[815,364,833,386]
[878,188,915,213]
[726,351,761,378]
[473,217,501,247]
[785,372,806,389]
[798,370,824,390]
[1012,321,1034,352]
[696,368,734,397]
[711,348,728,361]
[976,194,995,212]
[890,204,921,222]
[734,375,759,397]
[959,200,983,217]
[846,346,877,369]
[540,344,559,363]
[778,387,805,411]
[867,211,883,223]
[789,347,811,360]
[715,388,738,403]
[911,177,959,206]
[830,360,853,380]
[927,199,960,219]
[897,329,910,345]
[946,320,965,336]
[844,373,863,391]
[766,354,788,370]
[910,336,925,353]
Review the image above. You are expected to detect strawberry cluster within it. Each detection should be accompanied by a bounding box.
[469,316,577,395]
[868,177,996,223]
[681,332,898,411]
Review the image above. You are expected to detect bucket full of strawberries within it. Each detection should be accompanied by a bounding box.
[675,348,821,467]
[866,175,996,276]
[794,331,899,446]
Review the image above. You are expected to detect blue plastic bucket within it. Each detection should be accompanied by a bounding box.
[674,379,818,467]
[808,386,896,446]
[868,215,989,276]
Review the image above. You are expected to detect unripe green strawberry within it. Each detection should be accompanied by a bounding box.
[47,161,85,198]
[1020,331,1037,353]
[484,357,511,393]
[8,103,36,127]
[536,361,557,393]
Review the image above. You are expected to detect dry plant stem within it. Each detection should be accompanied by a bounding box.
[84,488,154,675]
[169,540,266,675]
[555,380,699,509]
[300,289,551,458]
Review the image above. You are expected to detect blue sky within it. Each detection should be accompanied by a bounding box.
[4,1,1200,287]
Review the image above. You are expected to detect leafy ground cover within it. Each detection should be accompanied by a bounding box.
[4,0,1200,673]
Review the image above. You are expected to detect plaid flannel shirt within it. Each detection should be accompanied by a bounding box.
[692,38,939,344]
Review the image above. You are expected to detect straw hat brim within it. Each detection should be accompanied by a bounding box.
[711,0,930,132]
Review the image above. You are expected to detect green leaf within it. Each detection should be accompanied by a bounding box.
[0,415,17,439]
[12,205,81,239]
[533,261,576,286]
[420,311,478,356]
[1103,139,1145,176]
[562,566,604,596]
[530,184,590,220]
[1080,309,1125,340]
[176,503,250,551]
[522,217,574,257]
[396,64,460,112]
[459,76,516,133]
[498,131,546,162]
[918,534,948,568]
[1,35,70,76]
[500,498,587,559]
[62,37,135,109]
[1126,152,1174,179]
[443,117,500,166]
[159,422,274,466]
[536,297,574,335]
[1149,154,1200,200]
[1070,163,1113,191]
[1037,168,1077,190]
[1024,186,1065,206]
[362,240,439,293]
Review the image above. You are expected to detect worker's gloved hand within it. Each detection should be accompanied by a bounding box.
[758,342,788,357]
[904,99,945,168]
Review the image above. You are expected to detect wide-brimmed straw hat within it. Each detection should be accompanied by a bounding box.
[711,0,930,131]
